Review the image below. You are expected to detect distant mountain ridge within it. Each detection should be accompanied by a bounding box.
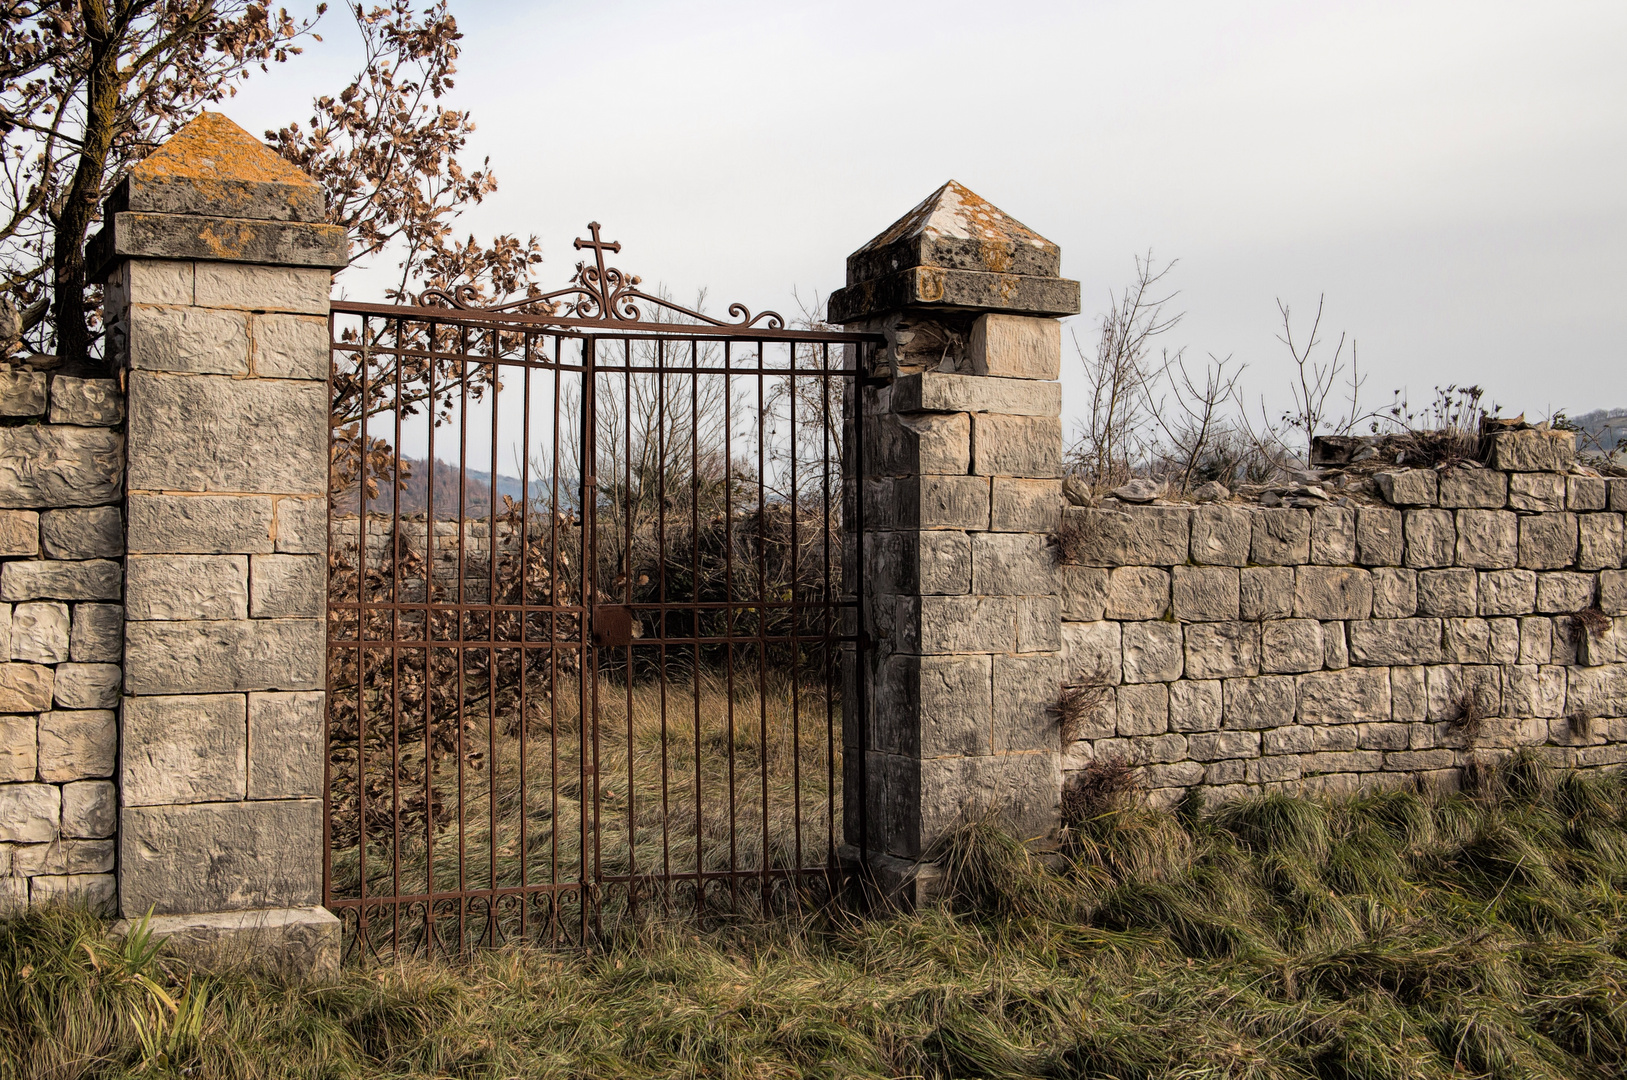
[1565,407,1627,458]
[336,457,560,517]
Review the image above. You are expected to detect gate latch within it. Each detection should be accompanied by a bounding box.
[591,605,634,648]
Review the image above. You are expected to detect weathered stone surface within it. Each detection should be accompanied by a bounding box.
[1356,507,1404,566]
[39,507,122,559]
[992,655,1059,753]
[1374,470,1437,507]
[0,426,122,509]
[70,603,123,663]
[1169,679,1222,732]
[1603,571,1627,615]
[1172,565,1240,621]
[1223,676,1297,729]
[1566,665,1627,719]
[1438,468,1507,509]
[48,377,123,426]
[1417,568,1478,617]
[251,313,328,380]
[37,709,115,780]
[969,533,1051,596]
[1260,619,1324,674]
[1297,668,1391,724]
[1577,514,1623,571]
[127,374,325,494]
[1480,569,1538,616]
[1310,505,1356,565]
[893,753,1061,858]
[29,872,115,911]
[127,554,248,620]
[1488,429,1574,472]
[1537,571,1595,614]
[123,694,247,805]
[871,411,970,476]
[1505,664,1567,718]
[1294,565,1373,620]
[123,906,341,978]
[1060,565,1107,620]
[990,477,1058,532]
[1117,682,1169,735]
[902,595,1017,653]
[0,511,38,556]
[127,305,249,375]
[1568,475,1608,512]
[0,368,47,418]
[274,496,326,554]
[1062,621,1121,685]
[1186,622,1260,679]
[1090,733,1189,766]
[1263,724,1316,754]
[1425,664,1501,721]
[0,560,121,601]
[1141,761,1206,789]
[871,531,970,597]
[891,371,1062,418]
[1489,618,1520,664]
[1240,566,1293,620]
[867,475,988,530]
[11,602,67,664]
[120,799,324,915]
[128,493,275,554]
[61,780,116,839]
[97,206,347,273]
[190,264,333,315]
[54,664,121,709]
[0,713,34,781]
[1391,665,1427,721]
[1403,509,1456,568]
[1018,596,1059,653]
[1060,507,1188,566]
[875,653,990,757]
[0,663,52,711]
[1190,505,1251,566]
[1519,513,1577,570]
[1508,472,1566,513]
[1519,617,1552,663]
[1442,618,1492,663]
[1348,618,1443,666]
[1188,729,1261,761]
[1357,722,1411,750]
[1121,621,1183,683]
[1105,566,1170,620]
[1252,508,1310,565]
[967,314,1060,379]
[124,619,323,694]
[0,782,58,843]
[1324,621,1350,668]
[1371,567,1418,618]
[1455,509,1518,568]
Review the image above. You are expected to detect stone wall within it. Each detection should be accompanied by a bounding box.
[1059,428,1627,808]
[0,369,124,913]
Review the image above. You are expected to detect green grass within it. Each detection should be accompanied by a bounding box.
[5,751,1627,1078]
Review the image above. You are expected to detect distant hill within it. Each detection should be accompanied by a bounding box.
[1565,408,1627,459]
[336,458,560,518]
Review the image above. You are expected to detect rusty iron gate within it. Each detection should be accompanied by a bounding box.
[325,225,879,958]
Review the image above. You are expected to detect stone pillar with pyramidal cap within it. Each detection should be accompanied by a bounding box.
[829,181,1079,904]
[91,112,347,973]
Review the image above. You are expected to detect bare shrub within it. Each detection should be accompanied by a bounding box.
[1061,756,1142,824]
[1057,683,1113,745]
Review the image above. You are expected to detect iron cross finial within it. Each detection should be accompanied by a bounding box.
[573,222,622,291]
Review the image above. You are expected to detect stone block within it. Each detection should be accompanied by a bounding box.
[1312,725,1360,751]
[1507,472,1566,513]
[127,554,249,620]
[1487,429,1574,472]
[1223,676,1297,729]
[115,259,194,306]
[1060,506,1188,566]
[124,618,323,694]
[967,314,1060,379]
[1240,566,1293,620]
[1504,664,1567,718]
[0,663,52,711]
[1391,665,1427,722]
[1518,513,1578,570]
[0,713,33,781]
[0,560,121,602]
[0,510,38,556]
[121,907,340,978]
[1168,679,1222,732]
[55,663,119,710]
[1301,751,1384,774]
[1188,729,1261,761]
[0,368,48,416]
[1260,619,1324,674]
[1121,621,1183,683]
[1090,733,1188,766]
[989,477,1058,531]
[1310,505,1356,565]
[1489,618,1520,663]
[1577,514,1623,571]
[1551,618,1579,665]
[1324,622,1349,669]
[251,313,328,380]
[1117,682,1169,735]
[123,694,248,805]
[1454,509,1517,568]
[1356,507,1404,566]
[1518,617,1552,663]
[1567,665,1627,719]
[1357,722,1410,750]
[1383,749,1455,771]
[1348,619,1443,665]
[993,655,1060,753]
[1250,755,1305,783]
[127,373,326,494]
[1017,596,1059,652]
[1403,509,1456,568]
[1479,569,1537,616]
[14,838,115,876]
[1438,468,1507,509]
[1536,571,1595,614]
[875,654,991,757]
[31,874,116,913]
[1424,664,1501,721]
[1190,505,1251,566]
[1172,565,1239,621]
[1371,567,1418,618]
[193,263,331,314]
[274,496,327,553]
[1104,566,1169,620]
[10,602,67,664]
[870,411,970,476]
[1060,565,1108,620]
[1297,668,1391,724]
[249,553,326,619]
[873,753,1060,858]
[1205,759,1250,784]
[1417,568,1478,616]
[1374,470,1437,507]
[1263,725,1316,754]
[0,782,59,843]
[128,304,250,374]
[1576,619,1618,666]
[901,595,1017,654]
[1186,622,1260,679]
[128,493,276,554]
[1612,479,1627,512]
[1294,565,1373,620]
[48,376,124,426]
[1140,760,1206,789]
[1568,475,1608,512]
[1251,508,1310,565]
[120,799,324,915]
[0,426,122,509]
[61,780,116,839]
[870,531,971,597]
[1604,571,1627,615]
[1062,621,1121,685]
[969,533,1051,596]
[70,604,122,663]
[39,507,122,560]
[37,709,115,781]
[869,475,989,530]
[1441,618,1492,663]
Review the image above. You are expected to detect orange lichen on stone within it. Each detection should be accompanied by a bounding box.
[132,112,314,188]
[856,180,1054,254]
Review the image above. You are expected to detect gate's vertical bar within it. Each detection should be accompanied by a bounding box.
[390,314,406,953]
[623,337,636,917]
[549,332,564,943]
[723,340,737,909]
[789,341,802,880]
[455,330,471,946]
[656,336,671,909]
[690,339,703,914]
[422,317,440,956]
[517,336,534,941]
[583,334,601,938]
[756,342,769,910]
[486,327,502,946]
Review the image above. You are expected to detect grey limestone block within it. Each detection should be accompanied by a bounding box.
[1442,618,1492,664]
[0,427,123,509]
[1489,617,1520,664]
[0,713,33,781]
[868,475,988,530]
[1568,475,1608,512]
[1206,759,1251,784]
[1348,618,1443,666]
[1374,470,1437,507]
[1293,565,1373,620]
[0,560,121,602]
[1260,619,1324,674]
[0,510,38,556]
[1324,622,1350,669]
[1172,565,1240,621]
[1417,568,1478,617]
[1168,679,1222,732]
[1403,509,1456,569]
[873,653,991,757]
[1250,755,1304,783]
[36,709,115,781]
[0,782,59,843]
[70,604,122,662]
[1140,761,1206,789]
[1240,566,1293,620]
[992,654,1060,753]
[1187,729,1261,761]
[274,497,327,554]
[1519,616,1552,663]
[39,507,122,559]
[1185,621,1260,679]
[1479,569,1537,616]
[10,601,68,664]
[1104,566,1169,620]
[1391,665,1427,722]
[127,554,249,620]
[1060,565,1108,620]
[1060,506,1188,566]
[1297,668,1391,724]
[1356,722,1410,750]
[967,314,1061,380]
[1566,665,1626,719]
[1302,750,1384,774]
[1222,676,1297,729]
[124,618,323,694]
[30,873,116,913]
[0,663,52,711]
[120,799,324,916]
[1116,683,1169,735]
[0,369,48,417]
[1577,620,1618,666]
[1313,725,1360,751]
[123,694,248,805]
[1454,509,1517,568]
[60,780,116,839]
[1017,596,1059,652]
[1518,513,1578,570]
[54,664,121,709]
[1613,479,1627,512]
[1371,567,1418,618]
[891,371,1061,418]
[1577,514,1623,571]
[1263,725,1316,754]
[902,595,1017,654]
[1090,732,1188,765]
[251,313,328,380]
[49,377,124,426]
[1383,750,1455,771]
[119,907,341,979]
[127,305,250,375]
[969,532,1052,596]
[1505,664,1567,718]
[1438,468,1507,509]
[1251,508,1310,565]
[1537,571,1595,613]
[191,264,332,315]
[1121,621,1183,683]
[1310,505,1357,565]
[990,478,1058,532]
[1356,506,1404,566]
[14,838,114,875]
[1426,664,1502,721]
[1190,505,1251,566]
[970,414,1061,478]
[249,553,325,619]
[1487,429,1574,472]
[127,373,325,495]
[1508,472,1566,513]
[869,411,970,476]
[1551,618,1579,665]
[1061,621,1120,685]
[869,530,970,597]
[1603,570,1627,615]
[128,493,275,554]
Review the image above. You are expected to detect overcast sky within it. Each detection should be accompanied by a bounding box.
[227,0,1626,441]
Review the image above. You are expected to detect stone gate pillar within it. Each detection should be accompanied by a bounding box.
[92,113,347,971]
[829,182,1080,902]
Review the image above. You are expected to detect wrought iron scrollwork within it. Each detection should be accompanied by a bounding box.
[418,222,785,329]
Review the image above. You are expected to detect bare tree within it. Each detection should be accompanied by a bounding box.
[1243,294,1369,466]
